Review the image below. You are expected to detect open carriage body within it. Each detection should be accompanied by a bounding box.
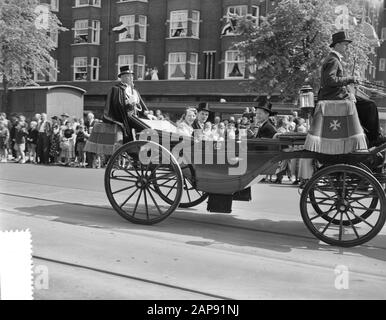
[103,110,386,248]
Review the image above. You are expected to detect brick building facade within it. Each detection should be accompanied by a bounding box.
[27,0,386,118]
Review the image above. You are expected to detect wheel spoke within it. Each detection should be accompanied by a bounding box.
[347,205,376,228]
[309,204,336,221]
[149,172,175,182]
[321,211,340,234]
[119,188,138,209]
[111,177,138,183]
[314,186,337,201]
[343,212,360,239]
[112,184,136,195]
[339,212,344,241]
[184,178,192,203]
[132,189,143,218]
[165,181,178,198]
[146,186,164,215]
[143,188,149,220]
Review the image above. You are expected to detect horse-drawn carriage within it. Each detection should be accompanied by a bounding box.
[103,102,386,248]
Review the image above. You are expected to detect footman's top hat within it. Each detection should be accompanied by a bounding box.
[197,102,211,113]
[118,65,134,77]
[254,98,277,116]
[330,31,352,48]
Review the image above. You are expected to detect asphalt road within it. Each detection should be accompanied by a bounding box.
[0,163,386,299]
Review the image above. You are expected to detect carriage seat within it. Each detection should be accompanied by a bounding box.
[304,100,368,155]
[276,132,307,145]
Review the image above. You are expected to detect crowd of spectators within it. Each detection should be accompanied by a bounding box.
[0,107,310,185]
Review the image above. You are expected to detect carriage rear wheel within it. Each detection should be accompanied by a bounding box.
[104,141,183,225]
[300,164,386,247]
[154,165,208,208]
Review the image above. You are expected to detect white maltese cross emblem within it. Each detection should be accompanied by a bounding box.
[329,120,341,131]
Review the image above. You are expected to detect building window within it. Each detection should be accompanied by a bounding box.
[189,53,198,79]
[204,51,216,79]
[381,27,386,40]
[224,50,245,79]
[74,57,88,81]
[170,10,188,38]
[137,55,146,80]
[221,5,248,36]
[75,0,100,7]
[119,15,135,41]
[91,57,99,81]
[138,15,147,41]
[118,55,134,77]
[34,71,46,82]
[168,53,186,79]
[49,58,58,81]
[91,20,100,44]
[74,20,88,44]
[50,0,59,12]
[380,58,386,72]
[191,11,200,38]
[251,6,259,25]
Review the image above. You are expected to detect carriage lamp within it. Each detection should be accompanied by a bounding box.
[299,84,315,110]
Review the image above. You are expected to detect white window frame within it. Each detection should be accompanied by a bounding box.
[91,20,100,44]
[251,6,259,26]
[34,70,47,82]
[381,27,386,40]
[118,15,135,41]
[74,19,89,44]
[223,5,248,36]
[191,10,200,38]
[138,15,147,41]
[137,55,146,80]
[168,52,186,80]
[73,57,88,81]
[91,57,100,81]
[189,53,198,79]
[170,10,188,38]
[380,58,386,72]
[75,0,100,7]
[50,0,59,12]
[224,50,245,79]
[117,55,134,78]
[49,58,58,82]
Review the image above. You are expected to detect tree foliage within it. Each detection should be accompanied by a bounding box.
[234,0,374,101]
[0,0,66,95]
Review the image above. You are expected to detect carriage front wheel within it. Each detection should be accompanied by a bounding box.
[300,164,386,247]
[105,140,183,225]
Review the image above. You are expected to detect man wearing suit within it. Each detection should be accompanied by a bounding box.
[247,100,277,139]
[192,102,210,131]
[318,31,386,147]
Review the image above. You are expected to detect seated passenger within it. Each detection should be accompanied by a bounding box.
[247,100,278,139]
[177,108,197,137]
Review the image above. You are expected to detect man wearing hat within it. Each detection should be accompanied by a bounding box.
[247,99,277,139]
[102,66,147,140]
[318,31,386,147]
[192,102,211,131]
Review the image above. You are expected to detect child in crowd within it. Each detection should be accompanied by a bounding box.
[60,123,75,166]
[75,125,89,167]
[0,120,10,162]
[14,116,28,164]
[26,121,38,163]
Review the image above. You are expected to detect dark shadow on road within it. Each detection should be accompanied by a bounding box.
[14,202,386,263]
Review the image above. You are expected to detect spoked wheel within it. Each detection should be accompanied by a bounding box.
[154,165,208,208]
[105,141,183,225]
[300,164,386,247]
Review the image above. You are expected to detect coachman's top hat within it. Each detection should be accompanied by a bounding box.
[197,102,211,113]
[330,31,352,48]
[118,65,135,77]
